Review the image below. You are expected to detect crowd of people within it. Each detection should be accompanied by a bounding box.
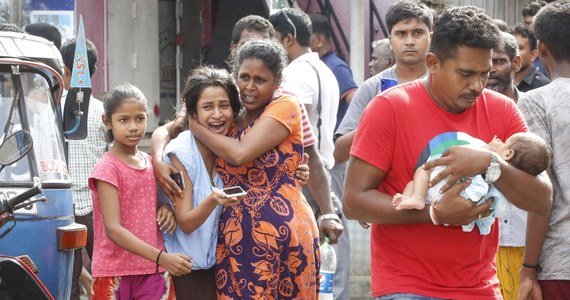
[3,0,570,299]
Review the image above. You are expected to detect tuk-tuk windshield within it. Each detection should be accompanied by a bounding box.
[0,71,69,185]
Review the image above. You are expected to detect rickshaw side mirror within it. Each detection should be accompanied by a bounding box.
[0,130,33,166]
[62,87,91,139]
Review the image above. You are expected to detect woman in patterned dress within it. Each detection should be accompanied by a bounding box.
[190,38,320,299]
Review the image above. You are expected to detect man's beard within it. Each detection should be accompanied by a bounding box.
[487,73,513,94]
[487,80,511,93]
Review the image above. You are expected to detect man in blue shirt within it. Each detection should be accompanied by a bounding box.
[333,1,433,164]
[309,14,358,131]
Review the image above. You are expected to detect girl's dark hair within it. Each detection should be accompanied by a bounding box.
[234,38,287,84]
[181,66,241,125]
[103,83,147,142]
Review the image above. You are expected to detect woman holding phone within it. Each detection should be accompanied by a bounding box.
[188,39,319,299]
[156,66,244,299]
[155,63,311,299]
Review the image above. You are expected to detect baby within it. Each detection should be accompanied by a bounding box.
[392,132,552,234]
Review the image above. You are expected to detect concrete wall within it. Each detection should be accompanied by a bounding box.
[451,0,531,26]
[106,0,160,130]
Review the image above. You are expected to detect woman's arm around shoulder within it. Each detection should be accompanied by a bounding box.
[190,98,298,166]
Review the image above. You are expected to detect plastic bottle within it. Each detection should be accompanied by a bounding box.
[319,237,336,300]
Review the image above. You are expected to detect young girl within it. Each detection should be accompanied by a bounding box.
[157,66,244,299]
[89,83,192,299]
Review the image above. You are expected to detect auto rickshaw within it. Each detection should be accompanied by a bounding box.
[0,31,88,300]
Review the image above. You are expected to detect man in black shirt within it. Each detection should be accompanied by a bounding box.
[511,25,550,92]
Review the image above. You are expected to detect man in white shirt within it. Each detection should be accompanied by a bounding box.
[486,31,526,300]
[269,8,348,300]
[270,9,339,169]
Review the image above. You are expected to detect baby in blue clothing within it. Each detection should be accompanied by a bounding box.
[392,132,551,235]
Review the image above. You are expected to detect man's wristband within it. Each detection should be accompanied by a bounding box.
[429,205,439,225]
[319,213,341,223]
[522,262,542,272]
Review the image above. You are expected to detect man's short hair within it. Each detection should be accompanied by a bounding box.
[522,1,547,17]
[430,6,502,63]
[493,18,509,32]
[534,0,570,63]
[309,14,331,41]
[371,39,384,49]
[510,24,538,51]
[386,1,433,34]
[25,22,62,49]
[60,38,98,78]
[372,38,394,59]
[230,15,274,44]
[268,8,312,47]
[496,32,519,61]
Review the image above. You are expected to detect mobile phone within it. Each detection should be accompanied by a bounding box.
[170,171,185,190]
[222,186,246,198]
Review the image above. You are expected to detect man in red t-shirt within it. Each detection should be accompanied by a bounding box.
[343,6,552,300]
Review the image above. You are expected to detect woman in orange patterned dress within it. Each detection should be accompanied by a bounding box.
[189,38,320,299]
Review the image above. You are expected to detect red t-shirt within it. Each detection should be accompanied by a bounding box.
[351,80,527,299]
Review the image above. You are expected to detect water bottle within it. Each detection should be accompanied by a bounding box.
[319,237,336,300]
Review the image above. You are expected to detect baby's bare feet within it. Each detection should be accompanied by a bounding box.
[392,193,405,207]
[394,196,426,210]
